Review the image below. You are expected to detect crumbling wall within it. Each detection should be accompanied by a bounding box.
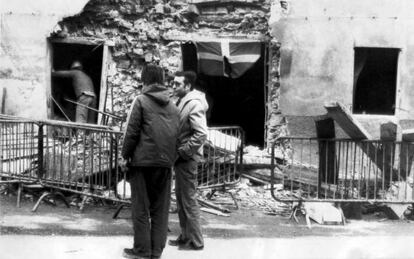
[57,0,284,143]
[266,41,287,145]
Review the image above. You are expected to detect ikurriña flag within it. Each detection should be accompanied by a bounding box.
[196,40,261,78]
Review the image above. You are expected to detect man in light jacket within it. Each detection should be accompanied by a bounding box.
[121,64,180,259]
[168,71,208,251]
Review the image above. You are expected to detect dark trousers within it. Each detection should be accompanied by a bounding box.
[130,167,171,258]
[174,159,204,248]
[76,94,96,123]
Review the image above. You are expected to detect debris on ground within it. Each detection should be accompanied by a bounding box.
[303,203,345,226]
[198,179,292,217]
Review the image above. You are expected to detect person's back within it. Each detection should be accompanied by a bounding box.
[70,70,95,98]
[123,83,179,167]
[52,61,95,98]
[121,64,179,259]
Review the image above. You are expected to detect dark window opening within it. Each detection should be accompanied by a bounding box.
[353,47,399,115]
[181,42,266,147]
[49,41,103,123]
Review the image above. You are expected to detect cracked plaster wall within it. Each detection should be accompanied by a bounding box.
[0,0,89,119]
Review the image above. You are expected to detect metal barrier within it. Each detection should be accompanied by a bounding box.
[0,119,40,207]
[271,137,414,204]
[36,120,129,211]
[0,117,130,211]
[0,119,39,181]
[0,116,244,213]
[199,126,244,188]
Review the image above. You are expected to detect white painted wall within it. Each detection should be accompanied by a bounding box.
[0,0,89,119]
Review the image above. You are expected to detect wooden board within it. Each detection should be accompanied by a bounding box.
[325,102,398,184]
[402,128,414,142]
[324,102,373,140]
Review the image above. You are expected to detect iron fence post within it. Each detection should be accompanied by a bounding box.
[37,123,44,179]
[240,128,245,176]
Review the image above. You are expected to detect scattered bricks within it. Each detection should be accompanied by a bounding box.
[200,7,216,15]
[155,3,164,14]
[216,7,229,15]
[116,59,131,69]
[141,0,153,6]
[108,10,119,18]
[138,33,148,41]
[132,48,144,56]
[136,5,146,14]
[144,52,153,62]
[115,18,133,29]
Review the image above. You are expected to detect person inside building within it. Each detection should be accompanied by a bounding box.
[168,70,208,251]
[52,60,97,124]
[121,64,180,259]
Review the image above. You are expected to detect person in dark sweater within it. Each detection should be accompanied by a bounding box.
[52,60,96,123]
[121,64,180,259]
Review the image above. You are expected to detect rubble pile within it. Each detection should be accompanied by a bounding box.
[200,179,293,217]
[234,182,292,216]
[43,134,116,182]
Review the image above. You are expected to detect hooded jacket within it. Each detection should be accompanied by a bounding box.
[176,89,209,162]
[121,84,180,167]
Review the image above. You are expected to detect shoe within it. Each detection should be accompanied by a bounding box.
[168,238,187,247]
[123,248,149,259]
[178,242,204,251]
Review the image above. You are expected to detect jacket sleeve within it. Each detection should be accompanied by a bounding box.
[52,70,75,78]
[178,100,207,159]
[121,97,142,160]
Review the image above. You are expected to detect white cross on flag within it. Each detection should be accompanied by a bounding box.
[196,40,261,78]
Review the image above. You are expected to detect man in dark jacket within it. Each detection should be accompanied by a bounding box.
[121,64,180,259]
[168,71,208,251]
[52,60,96,123]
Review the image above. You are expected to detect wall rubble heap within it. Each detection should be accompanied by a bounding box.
[55,0,285,144]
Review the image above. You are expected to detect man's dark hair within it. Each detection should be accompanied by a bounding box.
[141,64,164,85]
[175,71,197,90]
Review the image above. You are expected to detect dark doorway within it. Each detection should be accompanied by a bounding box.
[181,42,266,147]
[49,41,103,123]
[353,47,399,115]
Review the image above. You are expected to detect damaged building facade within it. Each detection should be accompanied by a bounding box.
[1,0,290,148]
[4,0,414,147]
[270,0,414,139]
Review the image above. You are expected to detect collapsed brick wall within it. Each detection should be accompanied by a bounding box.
[55,0,286,144]
[266,41,287,145]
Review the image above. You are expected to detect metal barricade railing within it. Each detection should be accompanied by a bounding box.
[198,126,244,190]
[0,117,130,211]
[271,137,414,204]
[0,119,40,207]
[0,119,39,182]
[36,120,129,208]
[0,116,245,213]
